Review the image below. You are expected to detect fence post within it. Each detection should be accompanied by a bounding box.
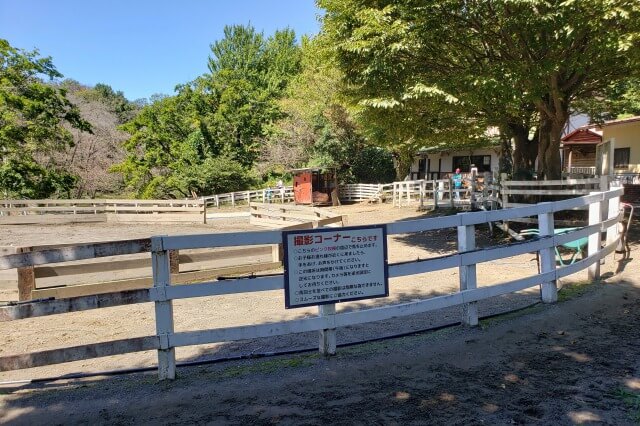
[599,175,609,192]
[606,195,620,255]
[202,201,207,224]
[432,180,438,209]
[482,172,489,210]
[151,236,176,380]
[470,170,477,209]
[231,192,235,207]
[538,209,557,303]
[588,194,602,280]
[392,182,397,207]
[500,173,509,209]
[17,246,35,301]
[457,223,478,326]
[419,180,425,210]
[318,303,336,355]
[449,178,454,208]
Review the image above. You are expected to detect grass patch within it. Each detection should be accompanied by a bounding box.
[479,304,545,330]
[219,354,317,378]
[557,280,598,302]
[612,388,640,422]
[337,324,463,358]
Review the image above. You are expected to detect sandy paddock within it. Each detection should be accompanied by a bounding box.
[0,203,607,382]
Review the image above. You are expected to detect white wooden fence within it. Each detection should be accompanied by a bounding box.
[500,176,607,209]
[202,187,294,208]
[0,199,205,225]
[339,183,394,202]
[249,202,345,229]
[4,242,281,301]
[0,187,623,379]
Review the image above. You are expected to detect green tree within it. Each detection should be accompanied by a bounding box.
[0,39,91,198]
[115,25,301,198]
[319,0,640,179]
[205,25,301,167]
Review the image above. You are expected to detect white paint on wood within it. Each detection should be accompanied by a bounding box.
[588,196,602,280]
[151,240,176,380]
[538,211,557,303]
[319,304,337,355]
[457,223,478,326]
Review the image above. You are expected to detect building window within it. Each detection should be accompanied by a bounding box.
[452,155,491,172]
[614,148,630,168]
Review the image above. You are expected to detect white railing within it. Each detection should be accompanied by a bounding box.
[568,166,596,175]
[612,173,640,185]
[500,177,607,209]
[0,187,623,379]
[249,202,345,229]
[339,183,390,202]
[0,199,205,224]
[201,187,294,208]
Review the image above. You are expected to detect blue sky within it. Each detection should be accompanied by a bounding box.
[1,0,321,100]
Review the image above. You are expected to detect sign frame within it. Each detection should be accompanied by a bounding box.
[282,224,389,309]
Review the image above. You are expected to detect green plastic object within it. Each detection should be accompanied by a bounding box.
[519,227,588,266]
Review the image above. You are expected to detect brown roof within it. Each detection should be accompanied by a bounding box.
[561,126,603,145]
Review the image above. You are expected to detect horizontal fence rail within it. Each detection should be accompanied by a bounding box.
[249,202,344,229]
[2,242,281,302]
[0,187,624,379]
[201,187,294,208]
[0,199,206,224]
[500,176,607,210]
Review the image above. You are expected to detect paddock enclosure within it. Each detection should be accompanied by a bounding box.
[0,187,624,380]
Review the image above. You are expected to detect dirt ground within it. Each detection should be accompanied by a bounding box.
[1,203,639,424]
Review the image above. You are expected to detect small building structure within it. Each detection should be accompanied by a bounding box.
[603,116,640,180]
[291,168,338,205]
[560,115,640,182]
[409,147,500,181]
[561,125,603,175]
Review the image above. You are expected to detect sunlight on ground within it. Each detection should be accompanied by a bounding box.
[393,391,410,401]
[625,378,640,390]
[551,346,593,363]
[567,410,601,423]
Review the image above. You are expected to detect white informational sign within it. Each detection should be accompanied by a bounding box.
[283,225,389,309]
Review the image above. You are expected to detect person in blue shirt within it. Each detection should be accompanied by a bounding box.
[452,168,463,200]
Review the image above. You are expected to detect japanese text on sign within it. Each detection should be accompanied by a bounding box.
[283,225,388,308]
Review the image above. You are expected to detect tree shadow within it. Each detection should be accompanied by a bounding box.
[2,280,638,425]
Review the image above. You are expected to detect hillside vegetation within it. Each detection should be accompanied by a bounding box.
[1,1,639,199]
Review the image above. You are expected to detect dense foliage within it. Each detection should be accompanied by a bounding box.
[0,39,91,198]
[319,0,640,179]
[5,2,640,198]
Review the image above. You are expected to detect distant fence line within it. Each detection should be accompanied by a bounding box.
[3,242,280,302]
[0,187,624,380]
[0,199,205,225]
[0,176,620,227]
[201,187,294,208]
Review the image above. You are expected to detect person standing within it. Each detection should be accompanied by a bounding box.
[276,179,285,200]
[452,168,463,200]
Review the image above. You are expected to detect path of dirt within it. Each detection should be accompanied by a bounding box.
[1,203,639,424]
[0,203,547,383]
[1,263,639,425]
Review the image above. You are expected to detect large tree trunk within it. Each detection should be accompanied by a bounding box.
[536,88,570,180]
[499,133,513,175]
[536,116,566,180]
[511,124,538,174]
[392,147,415,181]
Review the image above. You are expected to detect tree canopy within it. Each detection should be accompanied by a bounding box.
[319,0,640,178]
[114,25,303,198]
[0,39,91,198]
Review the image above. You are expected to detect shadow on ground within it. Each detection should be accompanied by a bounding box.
[2,278,639,425]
